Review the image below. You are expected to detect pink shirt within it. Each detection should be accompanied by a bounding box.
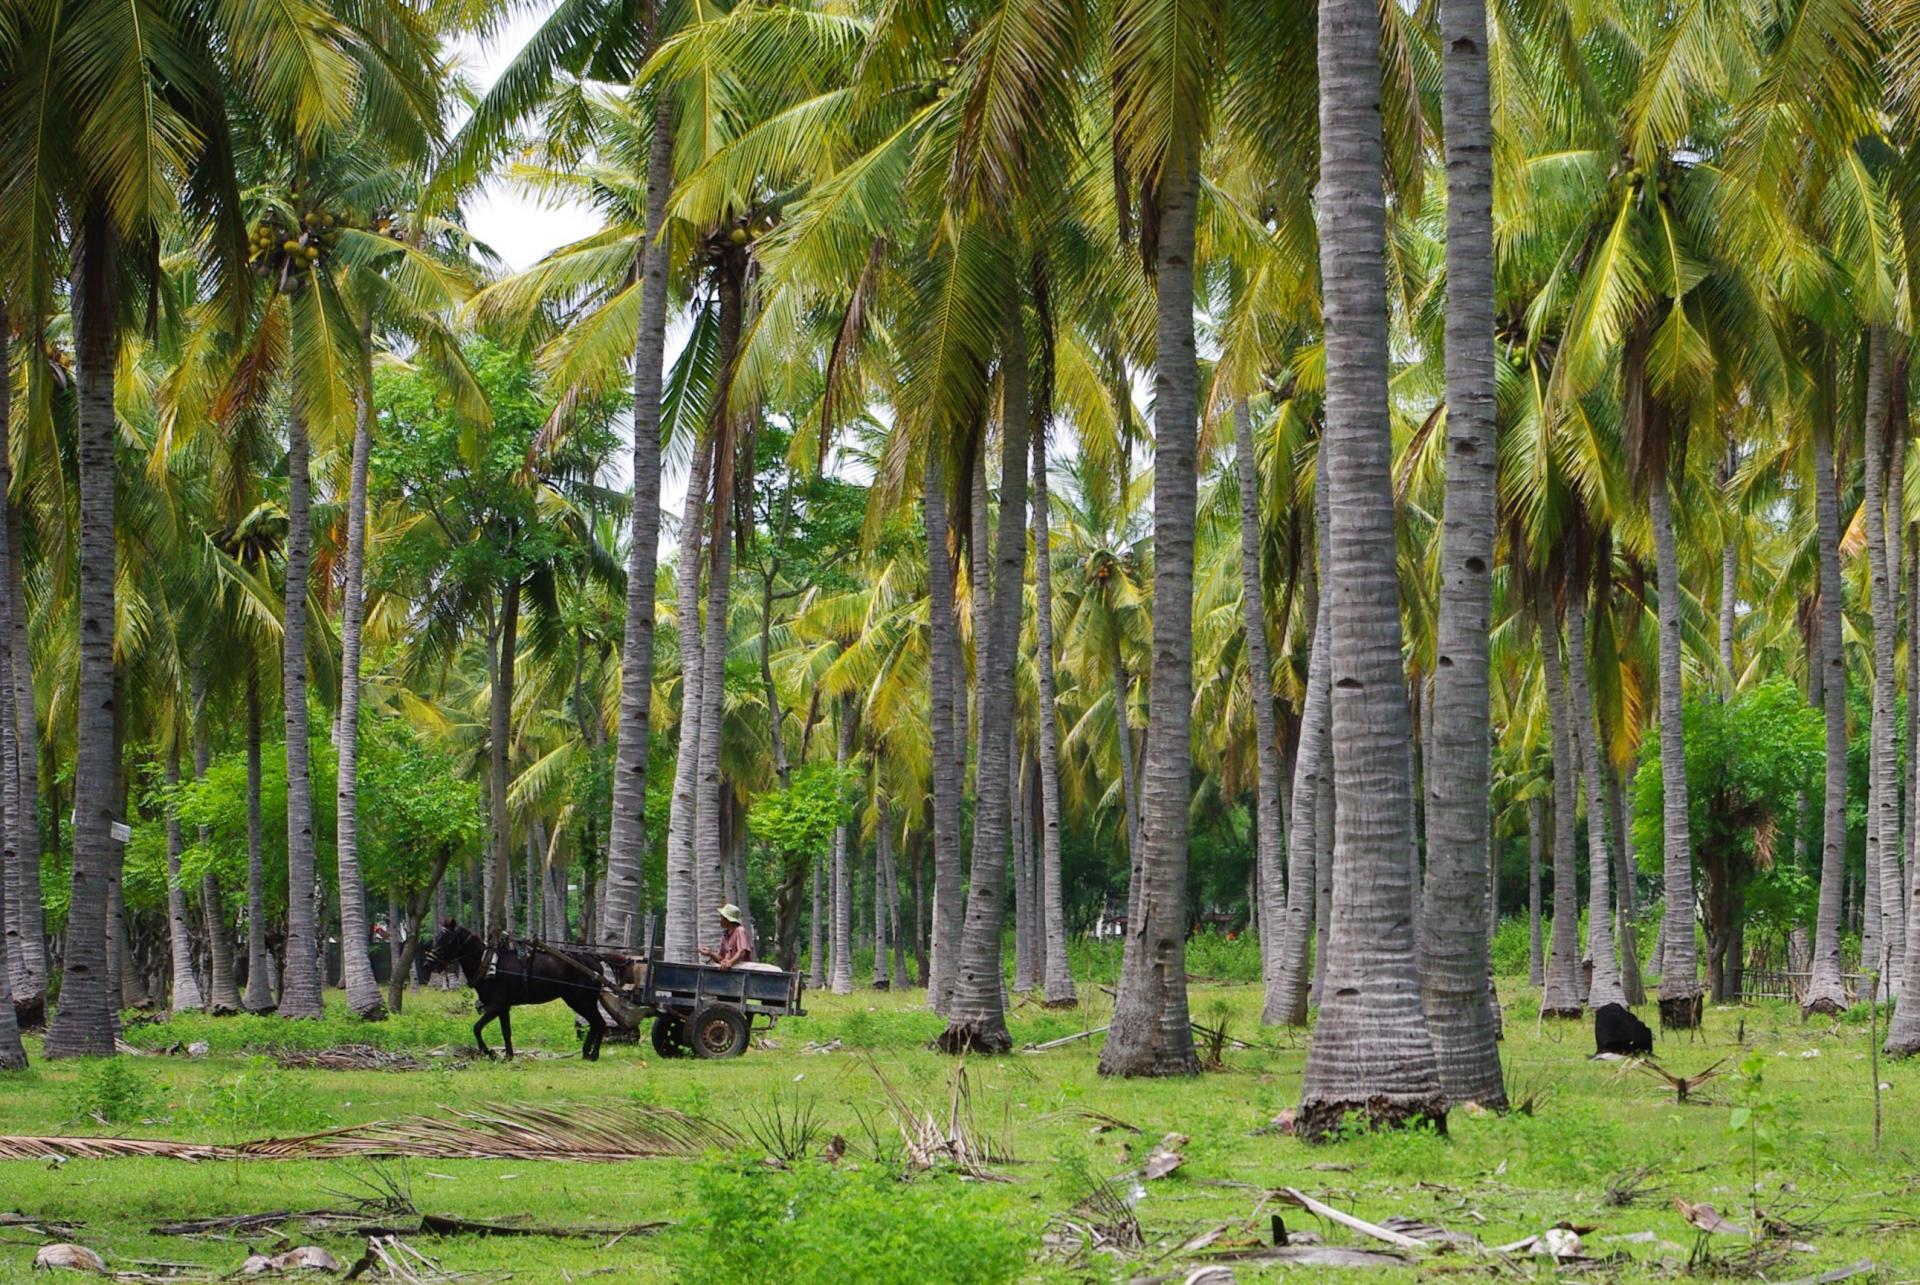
[717,923,753,967]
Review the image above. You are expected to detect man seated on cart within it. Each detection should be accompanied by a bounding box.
[699,904,754,969]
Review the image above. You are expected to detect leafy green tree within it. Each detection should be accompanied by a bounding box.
[748,762,857,973]
[1633,678,1823,1002]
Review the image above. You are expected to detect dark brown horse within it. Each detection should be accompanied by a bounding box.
[424,921,610,1060]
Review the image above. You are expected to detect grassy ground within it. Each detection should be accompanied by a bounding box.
[0,977,1915,1282]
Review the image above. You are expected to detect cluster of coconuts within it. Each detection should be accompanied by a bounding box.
[248,208,349,277]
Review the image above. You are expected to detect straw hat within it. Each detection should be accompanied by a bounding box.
[718,904,743,924]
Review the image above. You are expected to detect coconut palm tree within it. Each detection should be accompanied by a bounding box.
[1295,0,1444,1130]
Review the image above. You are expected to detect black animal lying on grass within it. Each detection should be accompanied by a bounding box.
[423,921,610,1061]
[1594,1002,1654,1057]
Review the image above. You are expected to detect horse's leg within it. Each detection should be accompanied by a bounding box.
[499,1006,514,1060]
[582,1000,606,1061]
[474,1004,497,1059]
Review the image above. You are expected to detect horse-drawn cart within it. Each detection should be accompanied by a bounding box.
[606,958,806,1059]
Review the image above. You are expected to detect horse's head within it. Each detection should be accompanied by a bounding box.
[423,919,477,973]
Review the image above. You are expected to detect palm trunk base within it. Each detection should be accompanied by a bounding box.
[1296,1094,1448,1143]
[1040,993,1077,1009]
[14,996,44,1030]
[1539,1003,1584,1020]
[1800,982,1848,1017]
[934,1017,1013,1055]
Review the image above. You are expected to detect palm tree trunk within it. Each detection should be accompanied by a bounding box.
[194,672,241,1014]
[1419,0,1502,1106]
[1235,401,1290,1012]
[1527,796,1544,986]
[1100,152,1202,1079]
[46,204,121,1057]
[831,696,854,994]
[601,94,676,949]
[1874,342,1907,994]
[1806,372,1851,1013]
[485,577,520,942]
[1031,428,1075,1005]
[277,398,323,1019]
[163,730,203,1013]
[1538,605,1584,1016]
[334,344,383,1018]
[1268,478,1327,1026]
[1111,633,1142,869]
[1608,755,1645,1004]
[664,438,711,962]
[1565,575,1625,1008]
[242,665,274,1011]
[808,845,826,989]
[1011,744,1035,993]
[1296,0,1444,1128]
[874,794,892,989]
[938,306,1033,1055]
[1311,722,1335,1003]
[0,308,44,1027]
[925,447,964,1010]
[0,809,22,1065]
[1648,471,1700,1005]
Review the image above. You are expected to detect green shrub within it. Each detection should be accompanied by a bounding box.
[179,1059,337,1135]
[673,1161,1030,1284]
[64,1057,161,1125]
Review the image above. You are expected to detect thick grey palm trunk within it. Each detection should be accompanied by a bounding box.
[925,448,964,1011]
[1235,403,1288,1013]
[1031,428,1075,1004]
[1565,583,1625,1009]
[601,98,675,949]
[830,697,854,994]
[1418,0,1503,1108]
[334,364,383,1018]
[1648,473,1700,1002]
[163,733,203,1012]
[1101,156,1202,1079]
[938,312,1032,1055]
[1296,0,1444,1131]
[1267,480,1327,1026]
[46,206,121,1057]
[1805,396,1851,1012]
[1538,608,1583,1016]
[0,822,21,1065]
[279,403,323,1019]
[663,436,711,963]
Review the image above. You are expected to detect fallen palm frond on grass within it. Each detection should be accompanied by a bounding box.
[272,1045,433,1072]
[0,1102,740,1164]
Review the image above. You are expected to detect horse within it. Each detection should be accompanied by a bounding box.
[423,921,610,1061]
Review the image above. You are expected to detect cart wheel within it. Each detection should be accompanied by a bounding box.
[650,1015,687,1059]
[689,1005,750,1059]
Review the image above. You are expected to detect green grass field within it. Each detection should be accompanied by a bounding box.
[0,977,1914,1282]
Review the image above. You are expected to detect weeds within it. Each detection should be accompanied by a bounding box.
[743,1086,822,1163]
[63,1057,159,1125]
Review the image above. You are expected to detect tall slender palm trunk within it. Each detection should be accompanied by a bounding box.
[1101,152,1202,1079]
[1648,471,1700,1005]
[163,731,203,1012]
[193,678,241,1014]
[664,439,712,962]
[1235,402,1288,1014]
[47,205,122,1057]
[831,696,854,995]
[242,666,274,1011]
[0,308,43,1027]
[0,814,21,1065]
[1867,335,1906,994]
[925,448,964,1010]
[1031,428,1075,1004]
[1010,738,1035,993]
[1267,478,1327,1026]
[1297,0,1444,1131]
[1419,0,1503,1107]
[938,308,1033,1055]
[1565,578,1625,1008]
[874,793,893,989]
[485,578,520,941]
[1805,379,1851,1013]
[278,400,323,1019]
[334,349,383,1018]
[1527,796,1544,986]
[601,96,676,949]
[1608,757,1645,1004]
[1538,606,1584,1016]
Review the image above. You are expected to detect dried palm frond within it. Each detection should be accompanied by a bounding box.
[865,1057,1014,1180]
[0,1102,741,1164]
